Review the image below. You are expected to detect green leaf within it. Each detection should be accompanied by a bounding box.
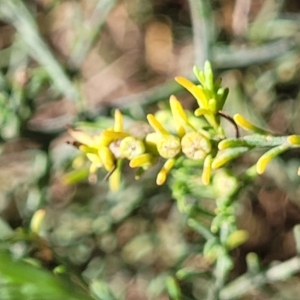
[62,168,90,185]
[166,276,182,300]
[256,144,290,174]
[212,147,252,169]
[90,280,116,300]
[0,250,93,300]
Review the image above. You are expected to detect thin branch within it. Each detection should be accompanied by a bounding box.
[220,256,300,300]
[0,0,78,101]
[188,0,214,68]
[218,110,240,138]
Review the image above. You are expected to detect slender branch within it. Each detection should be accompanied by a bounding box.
[220,256,300,300]
[218,110,240,138]
[188,0,214,67]
[0,0,79,101]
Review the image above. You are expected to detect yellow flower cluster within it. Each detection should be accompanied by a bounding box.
[68,62,229,190]
[67,61,300,191]
[68,96,213,190]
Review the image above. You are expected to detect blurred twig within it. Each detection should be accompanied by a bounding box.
[69,0,117,66]
[214,39,296,69]
[111,38,296,109]
[188,0,214,68]
[0,0,78,101]
[220,256,300,300]
[111,80,183,108]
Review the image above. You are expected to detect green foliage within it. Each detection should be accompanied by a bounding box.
[0,250,93,300]
[1,1,300,300]
[66,61,300,299]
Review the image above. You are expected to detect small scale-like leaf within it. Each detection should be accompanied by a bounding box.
[204,61,214,92]
[218,138,248,150]
[234,114,269,134]
[202,154,212,185]
[156,158,176,185]
[113,109,123,132]
[166,276,182,300]
[212,147,251,169]
[63,168,90,185]
[216,87,229,111]
[147,114,169,135]
[226,230,249,250]
[287,135,300,146]
[256,144,290,174]
[219,136,287,150]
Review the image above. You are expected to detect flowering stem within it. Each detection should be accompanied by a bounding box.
[217,111,240,138]
[220,256,300,300]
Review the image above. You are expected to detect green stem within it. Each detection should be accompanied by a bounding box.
[219,256,300,300]
[220,135,290,150]
[188,219,215,240]
[188,0,214,67]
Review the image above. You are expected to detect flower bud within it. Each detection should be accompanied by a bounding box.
[120,136,145,160]
[156,158,175,185]
[129,153,156,169]
[157,135,181,159]
[98,146,115,172]
[181,132,211,160]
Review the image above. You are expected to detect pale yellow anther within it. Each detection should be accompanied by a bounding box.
[147,114,169,135]
[86,153,102,173]
[202,154,212,185]
[86,153,102,166]
[256,144,289,175]
[78,144,97,154]
[175,76,194,90]
[109,166,121,192]
[234,114,267,134]
[114,109,123,132]
[175,76,208,109]
[170,95,188,124]
[68,127,95,146]
[156,158,176,185]
[30,209,46,235]
[129,153,155,168]
[169,95,195,137]
[226,230,249,250]
[95,130,129,147]
[287,135,300,145]
[98,146,115,172]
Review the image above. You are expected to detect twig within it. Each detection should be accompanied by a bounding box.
[220,256,300,300]
[109,80,183,109]
[218,111,240,138]
[0,0,78,101]
[188,0,214,68]
[213,39,296,69]
[69,0,117,66]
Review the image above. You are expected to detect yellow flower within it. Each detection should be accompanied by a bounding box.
[156,158,176,185]
[68,110,133,190]
[146,113,181,159]
[181,132,211,160]
[175,76,209,109]
[145,95,214,185]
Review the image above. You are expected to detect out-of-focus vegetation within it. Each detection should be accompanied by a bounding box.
[1,0,300,299]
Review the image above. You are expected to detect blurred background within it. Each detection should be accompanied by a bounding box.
[1,0,300,299]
